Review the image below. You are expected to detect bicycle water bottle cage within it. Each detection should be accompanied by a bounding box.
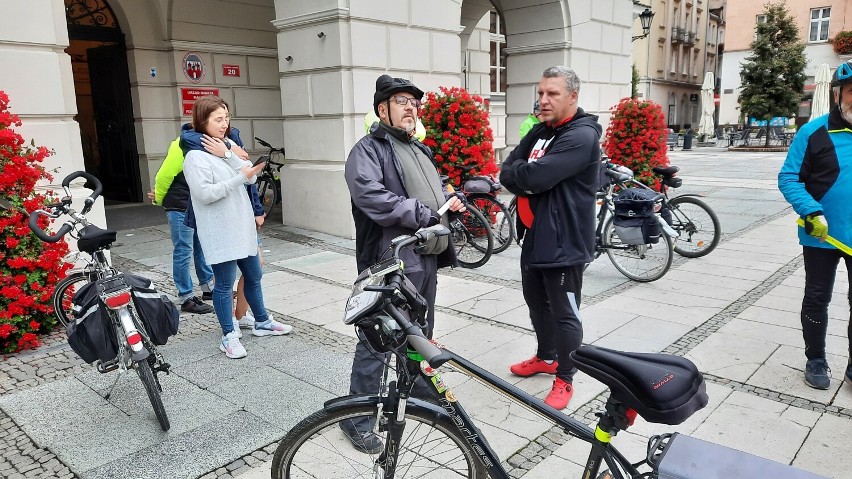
[570,345,708,425]
[77,224,117,253]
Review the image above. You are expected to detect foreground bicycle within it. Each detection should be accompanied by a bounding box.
[27,172,174,431]
[254,136,286,216]
[271,225,825,478]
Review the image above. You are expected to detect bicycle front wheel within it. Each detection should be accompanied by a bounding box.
[256,174,280,217]
[135,359,170,431]
[603,217,672,282]
[668,196,720,258]
[52,272,90,327]
[451,206,493,268]
[469,194,514,254]
[271,404,486,478]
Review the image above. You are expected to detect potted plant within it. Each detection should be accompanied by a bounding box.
[602,98,670,190]
[0,91,71,353]
[831,31,852,55]
[419,86,498,187]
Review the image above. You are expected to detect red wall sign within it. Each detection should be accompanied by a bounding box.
[222,64,240,77]
[181,88,220,116]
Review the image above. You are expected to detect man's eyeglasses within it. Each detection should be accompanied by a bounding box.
[390,96,422,108]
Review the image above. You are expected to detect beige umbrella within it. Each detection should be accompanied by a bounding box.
[810,63,831,121]
[697,72,715,138]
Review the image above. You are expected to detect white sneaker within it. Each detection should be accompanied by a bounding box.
[231,318,243,338]
[252,316,293,337]
[220,331,247,359]
[237,312,256,329]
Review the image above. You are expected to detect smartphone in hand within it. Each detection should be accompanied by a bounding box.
[252,156,269,167]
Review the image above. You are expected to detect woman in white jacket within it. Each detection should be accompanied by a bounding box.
[183,96,291,358]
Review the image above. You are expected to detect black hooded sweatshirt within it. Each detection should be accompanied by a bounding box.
[499,108,602,267]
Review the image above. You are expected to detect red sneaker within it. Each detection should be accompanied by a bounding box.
[544,377,573,410]
[509,355,558,377]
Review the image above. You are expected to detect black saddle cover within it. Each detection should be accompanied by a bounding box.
[571,345,708,425]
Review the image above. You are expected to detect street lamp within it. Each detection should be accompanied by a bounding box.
[632,8,655,42]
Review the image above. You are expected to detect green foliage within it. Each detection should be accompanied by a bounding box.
[738,1,806,147]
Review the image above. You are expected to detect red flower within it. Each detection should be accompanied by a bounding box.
[420,86,497,188]
[0,323,13,339]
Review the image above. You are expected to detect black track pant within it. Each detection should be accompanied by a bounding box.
[801,246,852,360]
[521,262,584,382]
[345,256,437,433]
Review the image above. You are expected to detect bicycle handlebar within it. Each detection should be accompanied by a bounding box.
[254,137,285,155]
[61,171,103,214]
[28,211,73,243]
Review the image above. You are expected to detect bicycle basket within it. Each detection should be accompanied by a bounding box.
[613,188,662,245]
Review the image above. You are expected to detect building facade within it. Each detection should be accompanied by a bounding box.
[719,0,852,127]
[633,0,725,130]
[1,0,640,237]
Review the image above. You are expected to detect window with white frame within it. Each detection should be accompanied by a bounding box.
[809,7,830,43]
[489,11,507,94]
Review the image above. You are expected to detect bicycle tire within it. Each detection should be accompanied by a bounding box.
[668,196,720,258]
[469,194,514,254]
[271,404,486,478]
[603,216,672,282]
[451,206,493,268]
[256,174,279,217]
[135,358,170,431]
[52,272,90,327]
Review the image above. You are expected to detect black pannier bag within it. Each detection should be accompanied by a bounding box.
[124,273,179,346]
[66,274,179,363]
[67,281,117,364]
[612,188,662,245]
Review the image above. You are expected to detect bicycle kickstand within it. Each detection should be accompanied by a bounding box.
[104,369,125,400]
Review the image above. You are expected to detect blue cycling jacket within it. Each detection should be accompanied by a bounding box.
[778,108,852,250]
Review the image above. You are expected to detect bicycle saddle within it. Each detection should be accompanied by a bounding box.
[76,224,118,253]
[570,345,707,425]
[652,166,680,177]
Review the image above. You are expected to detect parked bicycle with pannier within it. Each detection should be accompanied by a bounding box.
[25,171,177,431]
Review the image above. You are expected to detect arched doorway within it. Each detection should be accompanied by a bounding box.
[65,0,141,202]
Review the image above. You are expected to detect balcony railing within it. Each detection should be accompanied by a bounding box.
[671,27,698,46]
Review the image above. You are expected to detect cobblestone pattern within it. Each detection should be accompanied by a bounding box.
[0,410,77,479]
[196,442,279,479]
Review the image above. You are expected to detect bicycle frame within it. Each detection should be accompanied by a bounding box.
[363,332,640,479]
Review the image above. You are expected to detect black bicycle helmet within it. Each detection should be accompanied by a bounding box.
[373,74,424,115]
[831,60,852,87]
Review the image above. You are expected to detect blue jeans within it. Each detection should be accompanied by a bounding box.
[210,254,269,335]
[166,210,214,304]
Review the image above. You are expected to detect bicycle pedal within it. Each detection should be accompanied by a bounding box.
[154,362,171,375]
[96,358,120,374]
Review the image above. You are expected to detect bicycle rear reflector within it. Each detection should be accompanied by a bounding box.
[104,291,132,309]
[126,331,142,346]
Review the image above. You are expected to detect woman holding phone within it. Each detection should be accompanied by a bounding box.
[183,95,291,359]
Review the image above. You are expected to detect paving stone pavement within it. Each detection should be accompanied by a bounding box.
[2,147,851,478]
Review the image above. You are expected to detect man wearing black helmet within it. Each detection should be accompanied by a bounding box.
[779,60,852,391]
[341,74,465,453]
[500,66,602,410]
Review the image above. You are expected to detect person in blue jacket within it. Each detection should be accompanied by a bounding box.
[778,59,852,390]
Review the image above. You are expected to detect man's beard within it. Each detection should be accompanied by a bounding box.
[842,102,852,125]
[401,118,415,134]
